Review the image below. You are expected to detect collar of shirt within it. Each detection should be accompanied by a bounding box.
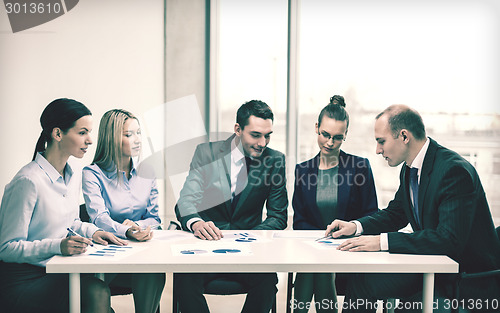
[230,137,248,195]
[407,137,430,182]
[101,158,138,180]
[35,152,73,184]
[231,136,246,167]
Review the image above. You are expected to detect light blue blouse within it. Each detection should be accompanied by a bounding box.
[0,153,100,267]
[82,162,161,239]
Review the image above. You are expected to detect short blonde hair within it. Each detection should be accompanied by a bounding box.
[92,109,139,180]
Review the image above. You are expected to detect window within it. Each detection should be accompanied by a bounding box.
[215,0,500,224]
[217,0,288,154]
[297,0,500,220]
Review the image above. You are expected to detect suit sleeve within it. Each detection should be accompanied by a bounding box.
[292,164,318,230]
[386,165,477,259]
[175,145,208,230]
[254,153,288,230]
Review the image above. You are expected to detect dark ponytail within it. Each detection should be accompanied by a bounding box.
[317,94,349,128]
[33,98,92,160]
[34,131,49,160]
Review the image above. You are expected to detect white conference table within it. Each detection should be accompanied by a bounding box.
[46,230,458,313]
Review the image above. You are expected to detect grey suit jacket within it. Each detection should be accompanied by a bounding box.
[175,134,288,231]
[359,138,500,274]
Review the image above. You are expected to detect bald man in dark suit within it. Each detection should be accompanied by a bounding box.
[325,105,500,312]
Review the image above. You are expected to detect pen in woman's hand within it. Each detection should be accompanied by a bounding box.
[67,227,94,246]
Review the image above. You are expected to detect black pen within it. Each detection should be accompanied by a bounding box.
[67,227,94,246]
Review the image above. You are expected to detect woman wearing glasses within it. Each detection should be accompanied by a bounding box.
[292,95,379,312]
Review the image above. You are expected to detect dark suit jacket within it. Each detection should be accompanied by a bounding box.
[293,151,378,230]
[175,134,288,231]
[359,138,500,274]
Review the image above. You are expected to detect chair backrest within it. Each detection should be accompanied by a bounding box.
[80,204,90,223]
[78,204,158,309]
[167,221,182,230]
[496,226,500,240]
[204,278,250,295]
[173,276,276,313]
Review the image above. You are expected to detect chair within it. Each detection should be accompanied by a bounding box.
[286,272,348,313]
[168,221,277,313]
[79,204,134,298]
[79,203,91,224]
[286,272,395,313]
[450,226,500,313]
[79,204,161,313]
[173,277,278,313]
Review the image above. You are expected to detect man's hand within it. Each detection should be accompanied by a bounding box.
[337,235,381,252]
[192,221,223,240]
[92,230,127,246]
[325,219,357,238]
[60,236,92,256]
[126,225,153,242]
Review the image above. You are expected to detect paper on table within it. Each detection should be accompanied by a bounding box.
[75,244,145,260]
[220,231,270,243]
[171,242,253,256]
[304,238,347,250]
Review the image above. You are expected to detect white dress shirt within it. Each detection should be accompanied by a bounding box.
[82,161,161,239]
[230,138,249,199]
[0,153,99,266]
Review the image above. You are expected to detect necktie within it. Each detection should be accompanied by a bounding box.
[409,167,421,227]
[232,156,252,211]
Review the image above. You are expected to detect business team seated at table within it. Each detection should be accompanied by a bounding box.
[0,96,499,313]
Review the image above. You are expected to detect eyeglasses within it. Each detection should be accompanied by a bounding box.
[320,131,345,142]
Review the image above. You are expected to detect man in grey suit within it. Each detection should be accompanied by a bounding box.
[174,100,288,313]
[325,104,500,312]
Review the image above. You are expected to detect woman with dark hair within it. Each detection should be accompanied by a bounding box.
[292,95,379,312]
[0,98,125,313]
[83,109,165,313]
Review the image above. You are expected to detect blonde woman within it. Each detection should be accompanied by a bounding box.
[83,109,165,313]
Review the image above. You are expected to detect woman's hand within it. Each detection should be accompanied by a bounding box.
[126,225,153,241]
[60,236,92,255]
[122,219,137,227]
[92,230,127,246]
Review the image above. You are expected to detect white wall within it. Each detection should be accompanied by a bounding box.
[0,1,164,209]
[164,0,208,217]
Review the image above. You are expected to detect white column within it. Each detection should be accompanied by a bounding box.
[286,0,300,165]
[69,273,81,313]
[422,273,435,313]
[209,0,220,140]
